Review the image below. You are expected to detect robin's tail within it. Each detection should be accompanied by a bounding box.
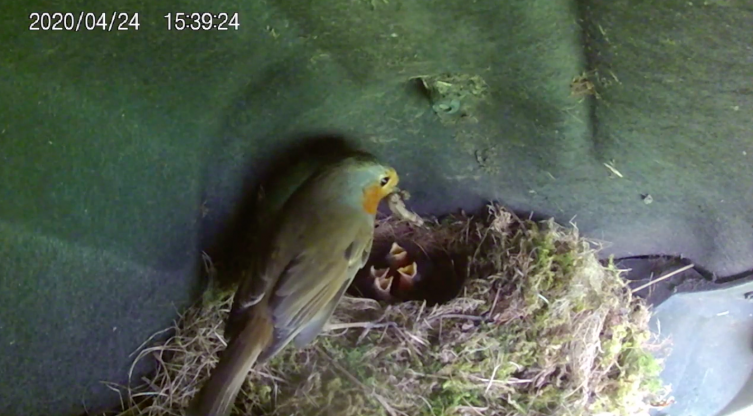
[186,313,273,416]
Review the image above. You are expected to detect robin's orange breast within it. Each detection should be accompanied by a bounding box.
[362,184,385,215]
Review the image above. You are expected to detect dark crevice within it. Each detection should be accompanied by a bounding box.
[611,254,753,306]
[614,254,753,285]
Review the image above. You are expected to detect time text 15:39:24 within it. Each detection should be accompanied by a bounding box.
[164,12,239,31]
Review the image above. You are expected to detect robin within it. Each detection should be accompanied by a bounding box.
[187,152,399,416]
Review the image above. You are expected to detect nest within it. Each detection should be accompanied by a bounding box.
[104,203,670,416]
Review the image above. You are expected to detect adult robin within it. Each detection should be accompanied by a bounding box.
[187,152,399,416]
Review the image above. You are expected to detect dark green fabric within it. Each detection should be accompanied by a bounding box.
[1,0,751,415]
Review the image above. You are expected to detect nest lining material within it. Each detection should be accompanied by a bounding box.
[104,204,670,416]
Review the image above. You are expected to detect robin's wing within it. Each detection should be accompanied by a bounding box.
[224,220,306,343]
[256,219,374,362]
[291,230,373,348]
[226,173,336,321]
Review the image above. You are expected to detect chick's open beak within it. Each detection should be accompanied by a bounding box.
[370,265,393,300]
[396,261,418,292]
[386,242,410,269]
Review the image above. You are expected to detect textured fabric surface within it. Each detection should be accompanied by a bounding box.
[1,0,751,415]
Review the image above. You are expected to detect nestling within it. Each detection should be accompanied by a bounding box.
[369,265,394,301]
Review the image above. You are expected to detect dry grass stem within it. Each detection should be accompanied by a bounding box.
[630,264,695,293]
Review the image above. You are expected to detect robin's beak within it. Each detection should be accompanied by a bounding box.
[370,265,393,301]
[386,242,410,269]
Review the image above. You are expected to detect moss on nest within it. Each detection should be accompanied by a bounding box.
[105,204,670,416]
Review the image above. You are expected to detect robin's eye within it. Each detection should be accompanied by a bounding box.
[380,176,390,187]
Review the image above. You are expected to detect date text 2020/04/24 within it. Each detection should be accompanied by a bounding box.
[29,12,141,31]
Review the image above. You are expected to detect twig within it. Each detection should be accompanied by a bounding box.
[249,368,286,383]
[468,226,492,280]
[459,400,487,416]
[323,321,395,331]
[486,364,500,394]
[428,313,486,322]
[374,394,403,416]
[201,251,216,279]
[631,264,695,293]
[470,375,532,385]
[489,288,501,318]
[101,381,126,412]
[603,162,623,178]
[128,327,173,358]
